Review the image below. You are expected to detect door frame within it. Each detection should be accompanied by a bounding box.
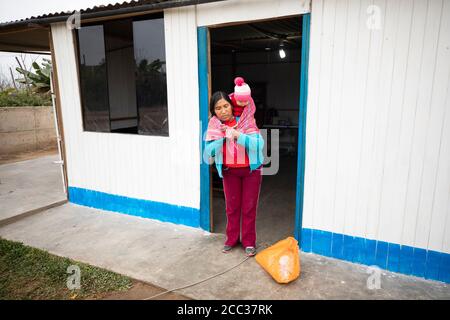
[49,29,69,197]
[198,14,311,247]
[294,13,310,245]
[198,26,212,231]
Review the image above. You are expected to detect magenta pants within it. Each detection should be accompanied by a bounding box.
[222,166,263,248]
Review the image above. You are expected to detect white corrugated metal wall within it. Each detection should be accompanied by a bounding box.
[302,0,450,255]
[50,8,201,211]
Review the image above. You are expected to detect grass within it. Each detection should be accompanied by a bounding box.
[0,238,133,300]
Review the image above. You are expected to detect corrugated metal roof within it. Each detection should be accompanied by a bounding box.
[0,0,222,29]
[0,0,144,26]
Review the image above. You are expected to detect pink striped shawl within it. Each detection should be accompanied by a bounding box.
[205,95,260,157]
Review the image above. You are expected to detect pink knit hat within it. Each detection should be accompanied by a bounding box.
[234,77,251,101]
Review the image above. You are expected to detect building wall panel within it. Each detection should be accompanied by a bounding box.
[303,0,450,257]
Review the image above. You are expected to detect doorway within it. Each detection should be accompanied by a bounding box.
[205,15,306,246]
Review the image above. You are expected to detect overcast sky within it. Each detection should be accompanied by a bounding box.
[0,0,128,23]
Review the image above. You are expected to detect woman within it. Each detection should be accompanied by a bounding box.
[204,91,265,257]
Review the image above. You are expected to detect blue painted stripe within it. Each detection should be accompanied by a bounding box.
[425,250,441,281]
[412,247,427,278]
[365,240,377,266]
[331,232,344,260]
[387,243,400,272]
[294,13,310,243]
[312,229,331,256]
[343,235,356,262]
[353,237,366,264]
[197,26,211,232]
[301,228,312,252]
[439,254,450,283]
[375,241,388,270]
[301,228,450,283]
[399,245,414,275]
[68,186,200,228]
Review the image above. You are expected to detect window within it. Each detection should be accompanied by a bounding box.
[76,13,168,136]
[77,25,109,132]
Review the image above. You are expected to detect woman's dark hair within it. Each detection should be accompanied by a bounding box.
[209,91,233,116]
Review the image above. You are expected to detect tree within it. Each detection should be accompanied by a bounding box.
[16,58,52,94]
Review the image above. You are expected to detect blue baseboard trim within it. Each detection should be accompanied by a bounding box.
[68,186,200,228]
[300,228,450,283]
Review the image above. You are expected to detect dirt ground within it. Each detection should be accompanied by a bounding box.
[0,148,59,165]
[102,281,191,300]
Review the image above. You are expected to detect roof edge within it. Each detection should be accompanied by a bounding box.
[0,0,225,31]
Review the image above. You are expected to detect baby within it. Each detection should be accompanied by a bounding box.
[229,77,252,117]
[218,77,258,139]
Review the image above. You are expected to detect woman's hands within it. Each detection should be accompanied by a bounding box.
[220,124,240,140]
[228,128,241,140]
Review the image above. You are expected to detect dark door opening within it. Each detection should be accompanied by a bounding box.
[209,16,303,246]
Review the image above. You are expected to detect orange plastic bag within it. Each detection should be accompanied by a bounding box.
[255,237,301,284]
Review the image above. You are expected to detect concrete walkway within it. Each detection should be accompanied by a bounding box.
[0,202,449,300]
[0,154,66,223]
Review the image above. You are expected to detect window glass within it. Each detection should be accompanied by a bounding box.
[104,19,138,134]
[77,25,110,132]
[133,17,168,136]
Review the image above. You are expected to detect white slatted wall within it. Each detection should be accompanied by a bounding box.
[50,6,201,210]
[303,0,450,254]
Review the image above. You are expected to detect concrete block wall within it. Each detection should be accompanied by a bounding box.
[0,106,57,154]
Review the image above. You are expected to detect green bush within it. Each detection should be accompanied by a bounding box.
[0,89,51,107]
